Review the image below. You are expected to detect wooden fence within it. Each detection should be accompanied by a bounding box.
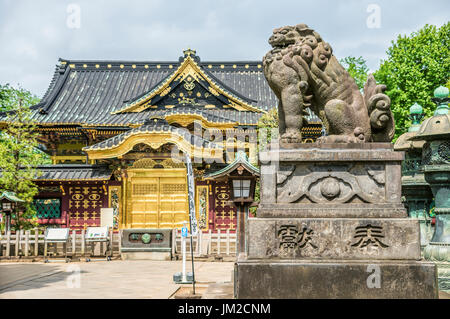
[0,229,237,259]
[0,229,121,258]
[172,229,237,257]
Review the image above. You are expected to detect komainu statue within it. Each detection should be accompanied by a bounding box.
[263,24,395,143]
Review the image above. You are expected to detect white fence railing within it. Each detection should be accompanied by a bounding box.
[0,229,121,258]
[172,229,237,257]
[1,229,237,258]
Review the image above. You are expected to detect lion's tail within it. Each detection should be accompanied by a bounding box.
[363,74,395,142]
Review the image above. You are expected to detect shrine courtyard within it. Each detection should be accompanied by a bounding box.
[0,260,234,299]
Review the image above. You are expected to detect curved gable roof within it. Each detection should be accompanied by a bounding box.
[27,50,281,127]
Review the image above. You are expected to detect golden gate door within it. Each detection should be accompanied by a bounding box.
[130,177,159,228]
[126,166,188,229]
[159,177,189,228]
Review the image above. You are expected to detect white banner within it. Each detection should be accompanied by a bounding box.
[100,208,114,228]
[45,228,69,241]
[186,154,198,235]
[86,226,109,240]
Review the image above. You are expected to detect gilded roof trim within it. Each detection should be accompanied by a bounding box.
[83,123,223,160]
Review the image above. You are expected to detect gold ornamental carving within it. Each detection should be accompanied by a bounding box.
[131,158,185,169]
[160,158,185,168]
[112,55,264,114]
[132,158,158,169]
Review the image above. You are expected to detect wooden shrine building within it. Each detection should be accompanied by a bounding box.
[1,49,322,232]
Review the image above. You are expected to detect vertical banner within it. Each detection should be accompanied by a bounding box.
[186,154,198,235]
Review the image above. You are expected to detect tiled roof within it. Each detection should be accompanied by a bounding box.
[204,151,260,179]
[19,51,321,127]
[26,55,277,126]
[0,191,25,202]
[35,164,112,181]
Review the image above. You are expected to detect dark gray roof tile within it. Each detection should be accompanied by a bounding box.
[19,54,322,126]
[34,165,112,181]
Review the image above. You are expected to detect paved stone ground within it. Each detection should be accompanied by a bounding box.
[0,260,234,299]
[1,261,447,299]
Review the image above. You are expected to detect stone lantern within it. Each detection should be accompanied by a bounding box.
[410,86,450,262]
[394,103,432,249]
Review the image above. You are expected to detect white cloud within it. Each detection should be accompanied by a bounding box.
[0,0,448,97]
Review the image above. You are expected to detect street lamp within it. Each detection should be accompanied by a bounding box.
[229,175,257,258]
[231,178,254,202]
[2,202,12,211]
[0,192,24,233]
[204,151,259,258]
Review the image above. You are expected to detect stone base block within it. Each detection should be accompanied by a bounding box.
[235,260,438,299]
[259,145,404,209]
[121,251,171,261]
[248,218,421,260]
[257,203,407,218]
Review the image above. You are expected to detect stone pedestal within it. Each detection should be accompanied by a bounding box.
[423,162,450,263]
[235,143,438,298]
[120,229,172,261]
[235,260,437,299]
[403,182,433,249]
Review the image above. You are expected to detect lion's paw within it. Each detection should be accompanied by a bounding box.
[317,135,363,144]
[281,131,302,144]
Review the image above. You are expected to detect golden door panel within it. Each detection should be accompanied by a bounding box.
[159,211,175,228]
[127,169,188,229]
[130,177,159,228]
[160,176,188,228]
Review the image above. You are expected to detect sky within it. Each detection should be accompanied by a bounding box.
[0,0,448,98]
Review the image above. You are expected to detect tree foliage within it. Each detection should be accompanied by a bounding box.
[0,83,40,112]
[0,99,44,230]
[374,23,450,139]
[256,107,279,155]
[340,56,369,90]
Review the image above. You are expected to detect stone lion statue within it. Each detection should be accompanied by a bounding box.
[263,24,394,143]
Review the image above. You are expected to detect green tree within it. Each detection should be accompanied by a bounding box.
[340,56,370,90]
[374,23,450,139]
[0,99,44,230]
[251,107,280,216]
[0,83,40,112]
[257,107,279,151]
[0,83,50,165]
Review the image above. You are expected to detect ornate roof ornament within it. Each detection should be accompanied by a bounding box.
[411,86,450,141]
[394,103,425,151]
[432,85,449,116]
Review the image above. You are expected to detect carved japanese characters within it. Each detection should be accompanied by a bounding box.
[263,24,395,143]
[278,224,317,254]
